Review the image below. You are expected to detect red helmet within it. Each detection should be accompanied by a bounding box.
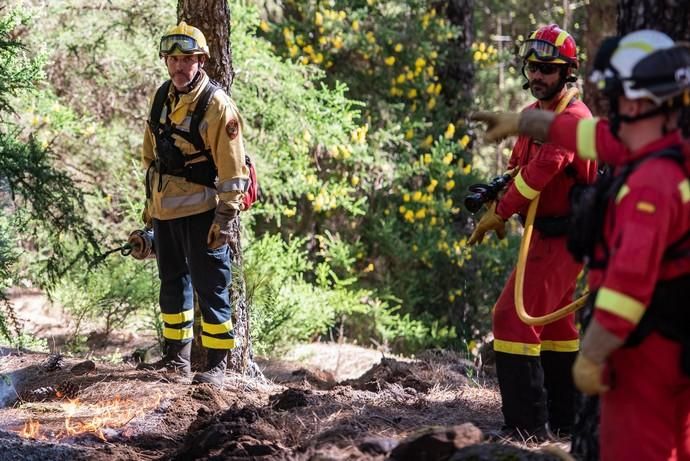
[519,24,577,67]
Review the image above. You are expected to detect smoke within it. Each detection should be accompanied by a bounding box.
[0,373,17,408]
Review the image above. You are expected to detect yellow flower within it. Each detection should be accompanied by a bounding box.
[284,207,296,217]
[422,135,433,147]
[367,0,375,4]
[259,20,270,32]
[351,176,360,186]
[405,128,414,140]
[319,36,328,45]
[407,88,418,99]
[444,123,455,139]
[430,50,438,59]
[442,152,453,165]
[363,263,375,272]
[296,35,305,46]
[415,57,426,69]
[411,191,422,202]
[340,146,352,159]
[473,50,482,61]
[384,56,396,66]
[403,193,410,203]
[434,83,442,95]
[446,170,455,178]
[289,45,299,57]
[426,98,436,110]
[303,130,312,142]
[448,293,456,302]
[333,36,343,49]
[315,12,323,26]
[423,153,432,165]
[445,179,456,191]
[307,192,315,201]
[282,27,293,44]
[366,31,376,44]
[313,53,324,64]
[300,56,310,65]
[352,20,360,31]
[479,42,486,52]
[426,178,438,193]
[463,163,472,174]
[430,216,437,226]
[460,134,471,149]
[404,210,415,222]
[394,43,403,52]
[338,10,346,20]
[303,44,314,55]
[399,205,407,213]
[426,83,435,94]
[415,208,426,219]
[396,74,406,84]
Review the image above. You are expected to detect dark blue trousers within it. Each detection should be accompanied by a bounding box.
[153,209,234,349]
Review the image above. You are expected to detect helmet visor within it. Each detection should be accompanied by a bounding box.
[520,39,567,62]
[160,34,202,55]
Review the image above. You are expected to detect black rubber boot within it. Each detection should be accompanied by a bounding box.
[192,349,228,388]
[137,341,192,375]
[494,351,549,439]
[541,350,578,436]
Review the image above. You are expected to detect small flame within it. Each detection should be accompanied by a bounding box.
[18,391,170,441]
[20,419,41,439]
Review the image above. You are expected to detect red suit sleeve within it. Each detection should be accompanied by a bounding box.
[548,115,631,165]
[593,169,679,339]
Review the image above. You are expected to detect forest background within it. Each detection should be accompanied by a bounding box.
[0,0,618,359]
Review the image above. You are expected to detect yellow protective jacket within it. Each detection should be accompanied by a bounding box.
[142,71,249,221]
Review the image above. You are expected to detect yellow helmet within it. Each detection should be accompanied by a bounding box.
[159,21,209,58]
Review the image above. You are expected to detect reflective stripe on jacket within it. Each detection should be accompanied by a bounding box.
[142,71,249,220]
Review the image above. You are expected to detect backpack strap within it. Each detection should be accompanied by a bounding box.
[148,80,172,133]
[187,80,220,152]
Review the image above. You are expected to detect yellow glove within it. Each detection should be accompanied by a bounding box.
[468,202,506,246]
[573,318,624,395]
[572,353,608,395]
[470,112,521,143]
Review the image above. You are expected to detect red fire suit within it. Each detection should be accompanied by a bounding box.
[492,94,596,433]
[545,117,690,461]
[493,97,595,356]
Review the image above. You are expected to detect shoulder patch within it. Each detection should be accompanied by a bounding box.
[226,118,239,140]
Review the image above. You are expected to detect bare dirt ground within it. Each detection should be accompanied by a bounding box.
[0,291,572,461]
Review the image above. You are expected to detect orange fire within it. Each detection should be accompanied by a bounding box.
[18,392,167,441]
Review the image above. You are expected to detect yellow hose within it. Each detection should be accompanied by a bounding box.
[514,87,588,326]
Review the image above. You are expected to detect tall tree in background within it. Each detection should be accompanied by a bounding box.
[177,0,259,376]
[439,0,475,120]
[618,0,690,41]
[582,0,617,115]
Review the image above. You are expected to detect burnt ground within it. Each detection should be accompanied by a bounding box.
[0,346,573,461]
[0,291,574,461]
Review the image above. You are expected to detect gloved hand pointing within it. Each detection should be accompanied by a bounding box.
[470,112,521,142]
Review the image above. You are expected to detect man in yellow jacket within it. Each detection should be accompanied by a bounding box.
[138,21,249,388]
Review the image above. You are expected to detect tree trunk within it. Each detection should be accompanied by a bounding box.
[617,0,690,41]
[177,0,233,91]
[438,0,474,121]
[177,1,260,376]
[582,0,617,116]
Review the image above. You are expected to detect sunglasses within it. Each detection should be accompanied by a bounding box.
[159,34,202,55]
[526,62,563,75]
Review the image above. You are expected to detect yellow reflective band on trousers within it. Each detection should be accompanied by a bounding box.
[514,171,540,200]
[576,118,599,160]
[201,319,233,335]
[201,335,235,349]
[162,310,194,325]
[596,287,645,324]
[494,339,541,356]
[541,339,580,352]
[163,326,194,341]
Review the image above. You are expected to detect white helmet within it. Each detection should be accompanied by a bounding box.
[602,30,690,105]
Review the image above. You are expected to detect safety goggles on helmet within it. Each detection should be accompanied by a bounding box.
[520,39,572,64]
[159,34,203,56]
